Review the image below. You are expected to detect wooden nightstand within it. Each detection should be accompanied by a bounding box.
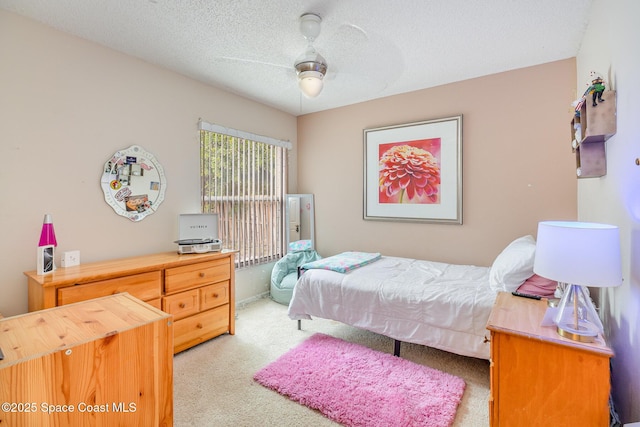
[486,292,613,427]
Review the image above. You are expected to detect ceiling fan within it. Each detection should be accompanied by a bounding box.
[288,12,403,101]
[211,10,402,109]
[294,13,328,98]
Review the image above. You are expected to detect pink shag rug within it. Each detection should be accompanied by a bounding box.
[253,333,466,427]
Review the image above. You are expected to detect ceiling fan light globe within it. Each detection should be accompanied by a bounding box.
[298,71,324,98]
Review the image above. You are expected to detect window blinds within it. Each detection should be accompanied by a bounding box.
[200,120,288,268]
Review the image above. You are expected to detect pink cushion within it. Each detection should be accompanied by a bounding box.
[517,274,557,297]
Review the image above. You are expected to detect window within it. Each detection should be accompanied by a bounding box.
[200,121,290,268]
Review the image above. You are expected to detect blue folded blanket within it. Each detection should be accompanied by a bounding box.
[301,251,382,273]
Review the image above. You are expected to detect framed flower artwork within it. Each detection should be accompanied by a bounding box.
[363,115,462,223]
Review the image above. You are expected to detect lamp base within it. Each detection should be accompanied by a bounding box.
[557,321,599,342]
[554,283,603,343]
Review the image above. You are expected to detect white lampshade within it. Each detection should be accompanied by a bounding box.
[298,71,324,98]
[534,221,622,287]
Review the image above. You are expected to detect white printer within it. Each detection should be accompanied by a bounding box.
[174,213,222,254]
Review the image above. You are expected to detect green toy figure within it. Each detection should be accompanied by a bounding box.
[584,72,606,107]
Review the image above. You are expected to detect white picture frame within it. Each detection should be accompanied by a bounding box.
[37,245,55,275]
[363,115,463,224]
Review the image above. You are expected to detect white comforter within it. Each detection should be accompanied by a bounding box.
[288,256,497,360]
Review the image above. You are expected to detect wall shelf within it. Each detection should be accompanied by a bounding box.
[571,90,616,178]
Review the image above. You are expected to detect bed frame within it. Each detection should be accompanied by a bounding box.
[289,255,498,360]
[297,318,404,356]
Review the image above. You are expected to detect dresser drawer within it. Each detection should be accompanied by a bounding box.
[146,298,162,310]
[162,289,199,321]
[165,259,230,294]
[200,281,230,311]
[58,271,162,306]
[173,305,230,353]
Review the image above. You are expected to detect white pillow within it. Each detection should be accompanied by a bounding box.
[489,235,536,292]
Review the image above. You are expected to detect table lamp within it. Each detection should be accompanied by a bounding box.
[533,221,622,342]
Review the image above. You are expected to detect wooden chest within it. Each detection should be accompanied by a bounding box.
[0,293,173,426]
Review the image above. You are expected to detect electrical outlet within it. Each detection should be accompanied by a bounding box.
[61,250,80,267]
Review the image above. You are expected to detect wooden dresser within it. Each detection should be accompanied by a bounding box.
[486,292,613,427]
[0,293,173,426]
[24,251,235,353]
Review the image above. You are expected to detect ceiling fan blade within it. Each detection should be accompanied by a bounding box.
[213,56,290,70]
[323,23,404,94]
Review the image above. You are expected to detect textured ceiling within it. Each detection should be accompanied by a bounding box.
[0,0,593,116]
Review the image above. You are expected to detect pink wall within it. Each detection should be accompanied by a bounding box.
[0,10,296,316]
[297,59,577,266]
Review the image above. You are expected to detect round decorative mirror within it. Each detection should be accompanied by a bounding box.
[100,145,167,221]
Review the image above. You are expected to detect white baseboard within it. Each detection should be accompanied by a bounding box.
[236,292,270,311]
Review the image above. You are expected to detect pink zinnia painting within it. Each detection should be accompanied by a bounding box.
[379,138,441,204]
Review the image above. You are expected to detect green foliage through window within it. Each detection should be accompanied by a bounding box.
[201,131,286,268]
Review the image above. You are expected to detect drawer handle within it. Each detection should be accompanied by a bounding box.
[199,272,205,278]
[196,323,203,329]
[212,293,219,298]
[179,302,186,308]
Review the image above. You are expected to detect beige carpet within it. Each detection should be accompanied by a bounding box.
[173,297,490,426]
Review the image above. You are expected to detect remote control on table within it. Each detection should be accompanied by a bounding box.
[511,291,542,300]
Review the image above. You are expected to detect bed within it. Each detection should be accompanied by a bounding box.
[287,235,554,360]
